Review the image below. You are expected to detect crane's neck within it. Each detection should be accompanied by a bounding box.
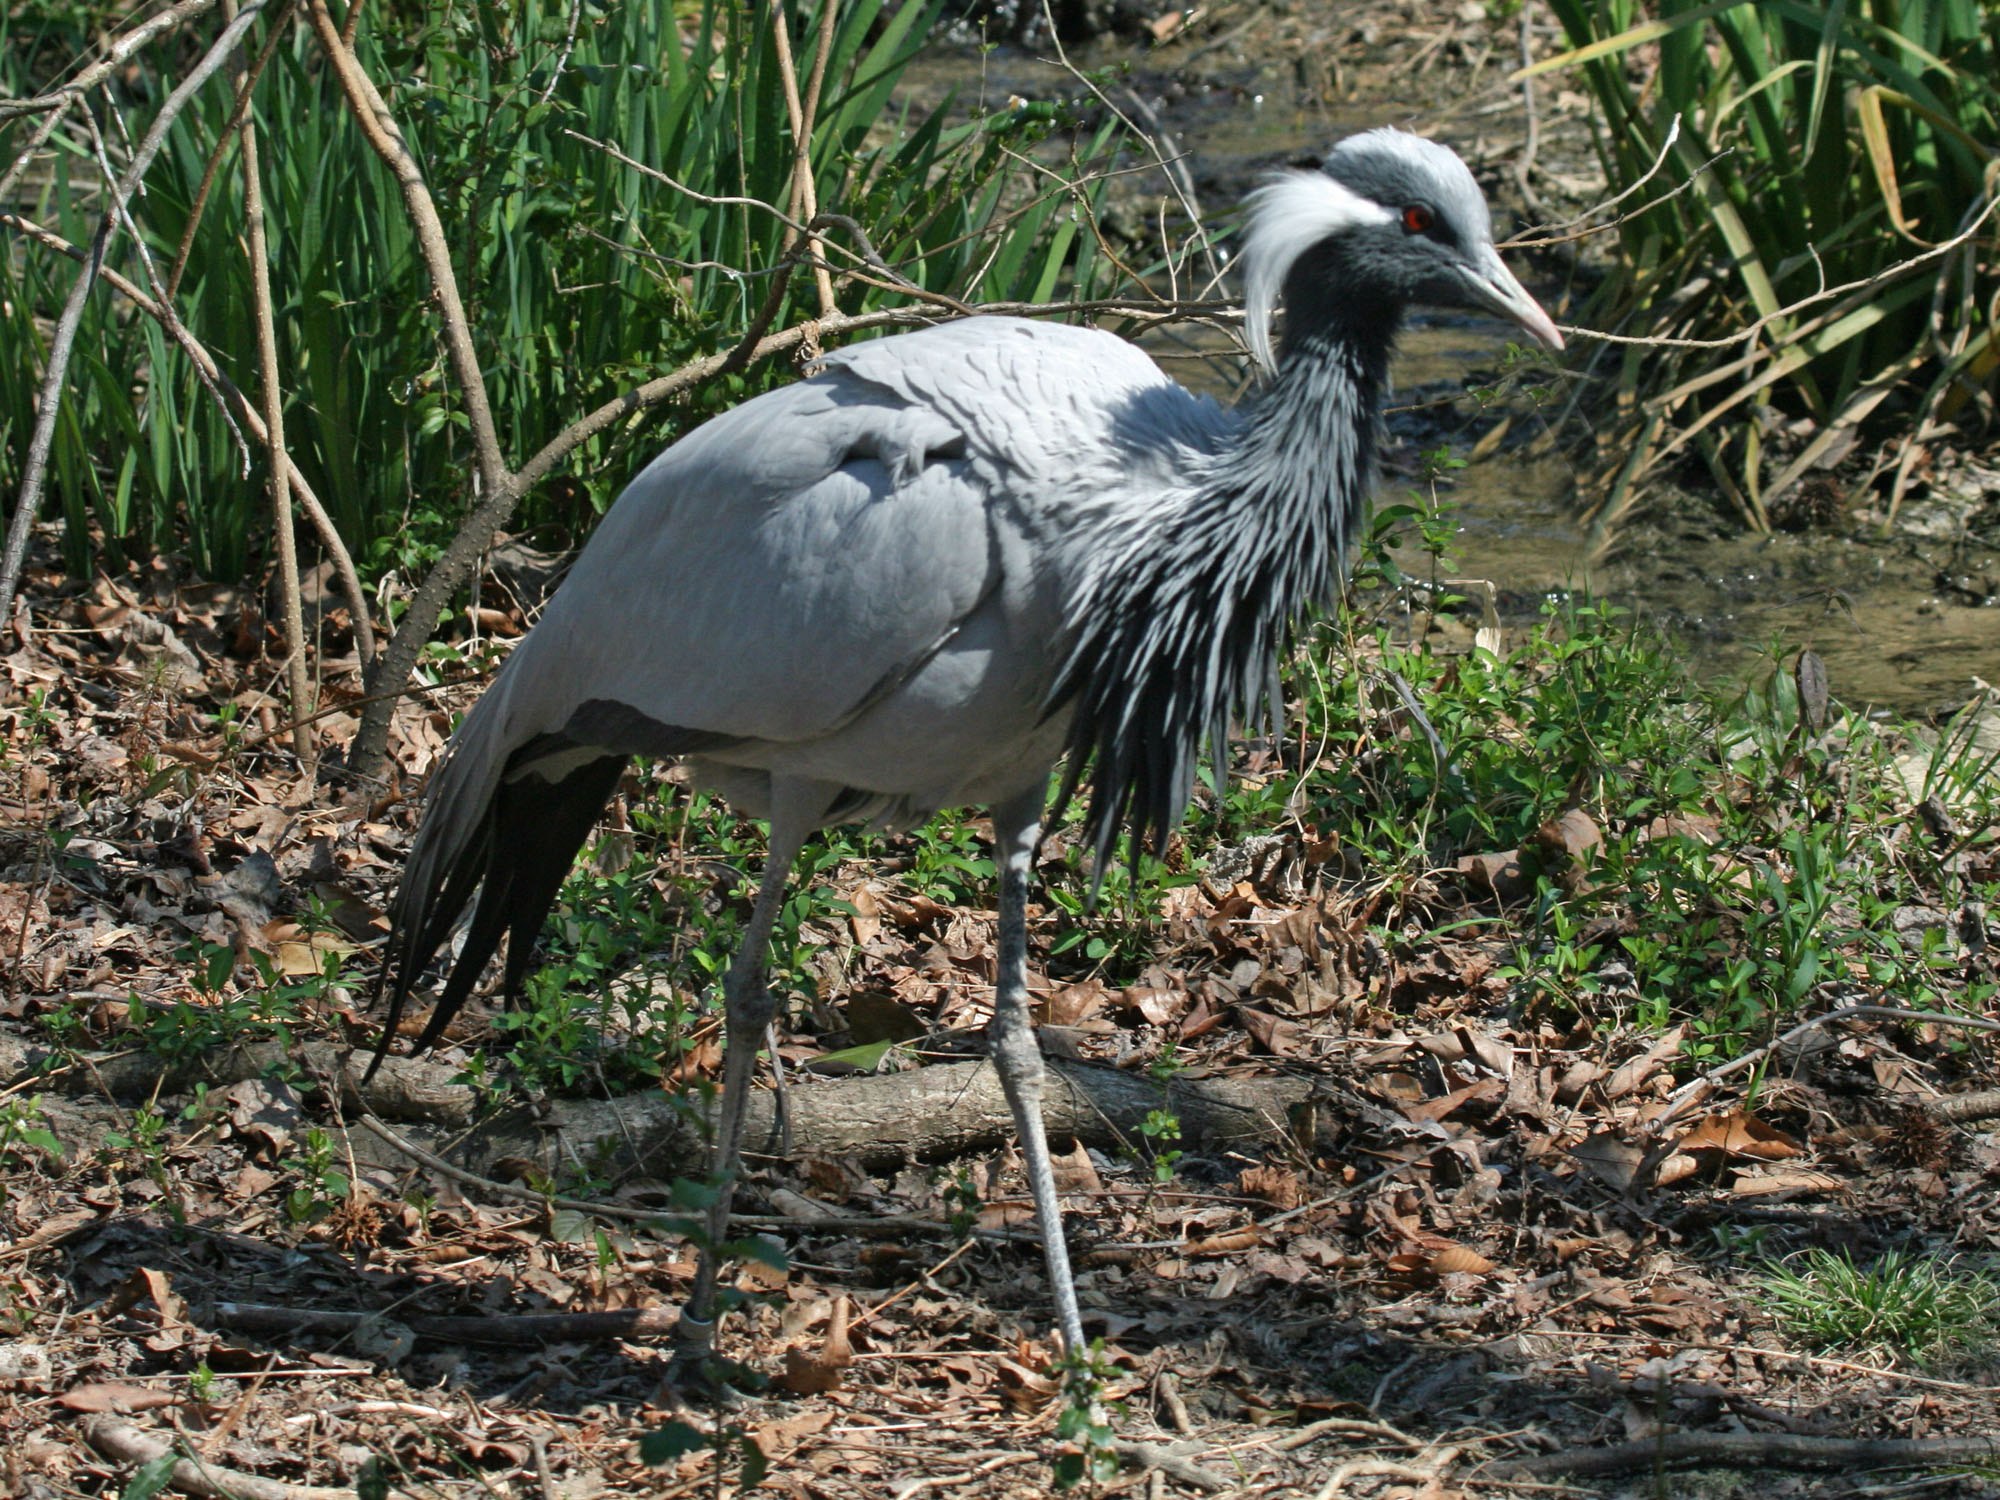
[1222,317,1395,578]
[1051,313,1396,872]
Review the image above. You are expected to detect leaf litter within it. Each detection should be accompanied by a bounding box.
[6,522,2000,1500]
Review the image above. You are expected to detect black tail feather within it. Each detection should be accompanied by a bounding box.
[368,754,628,1079]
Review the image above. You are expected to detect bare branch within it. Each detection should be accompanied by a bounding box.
[306,0,521,774]
[0,207,376,668]
[0,105,69,207]
[0,0,269,629]
[0,0,220,121]
[770,0,838,318]
[1038,0,1222,289]
[167,0,296,301]
[1649,1000,2000,1139]
[1559,192,2000,352]
[302,0,507,500]
[234,0,315,773]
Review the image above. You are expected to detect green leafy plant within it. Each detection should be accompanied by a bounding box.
[640,1415,769,1489]
[1761,1248,2000,1369]
[1533,0,2000,533]
[0,1096,62,1203]
[281,1127,352,1227]
[1053,1340,1120,1489]
[2,0,1129,578]
[944,1166,983,1241]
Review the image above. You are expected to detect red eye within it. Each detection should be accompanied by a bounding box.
[1402,204,1435,234]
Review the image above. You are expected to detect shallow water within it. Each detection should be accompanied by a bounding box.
[902,41,1999,715]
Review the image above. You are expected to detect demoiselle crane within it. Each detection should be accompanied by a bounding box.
[370,129,1561,1366]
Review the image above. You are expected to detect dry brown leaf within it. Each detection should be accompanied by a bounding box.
[1120,984,1186,1026]
[1236,1006,1305,1057]
[1040,978,1109,1027]
[1605,1026,1685,1099]
[751,1409,838,1457]
[1455,849,1530,904]
[1405,1076,1506,1124]
[847,882,882,945]
[1654,1152,1701,1187]
[1527,808,1603,890]
[1237,1163,1303,1210]
[1677,1112,1804,1162]
[1186,1227,1261,1257]
[1571,1131,1646,1193]
[1426,1242,1497,1276]
[1728,1170,1846,1197]
[1053,1140,1103,1193]
[58,1382,179,1414]
[105,1268,182,1326]
[779,1297,853,1394]
[1643,812,1722,845]
[995,1354,1057,1412]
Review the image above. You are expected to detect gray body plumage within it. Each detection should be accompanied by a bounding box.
[373,129,1562,1367]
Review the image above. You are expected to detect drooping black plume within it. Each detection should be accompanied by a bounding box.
[1048,320,1391,878]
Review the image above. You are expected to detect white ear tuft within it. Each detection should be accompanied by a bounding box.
[1240,172,1395,375]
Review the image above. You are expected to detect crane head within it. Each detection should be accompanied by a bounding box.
[1242,127,1563,372]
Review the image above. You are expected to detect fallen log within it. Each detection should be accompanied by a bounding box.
[1,1033,1318,1182]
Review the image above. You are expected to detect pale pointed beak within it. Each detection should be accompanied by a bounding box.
[1461,244,1565,351]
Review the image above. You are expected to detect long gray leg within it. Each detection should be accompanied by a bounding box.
[675,786,824,1358]
[987,784,1088,1356]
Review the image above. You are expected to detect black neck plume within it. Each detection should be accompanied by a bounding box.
[1049,314,1395,876]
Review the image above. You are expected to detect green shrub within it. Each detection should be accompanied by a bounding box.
[1,0,1125,577]
[1533,0,2000,532]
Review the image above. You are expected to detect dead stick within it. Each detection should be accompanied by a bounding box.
[79,1416,355,1500]
[1489,1430,2000,1482]
[211,1298,687,1345]
[233,0,314,775]
[0,0,220,121]
[1650,1002,2000,1137]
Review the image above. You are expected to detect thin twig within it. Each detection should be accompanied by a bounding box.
[0,0,220,121]
[0,0,269,630]
[0,104,70,206]
[232,0,314,774]
[1488,1430,2000,1482]
[1039,0,1221,289]
[535,0,585,105]
[1563,192,2000,350]
[769,0,838,319]
[76,100,254,479]
[166,0,295,301]
[1519,115,1687,238]
[1649,1001,2000,1137]
[1512,4,1544,219]
[1,208,377,668]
